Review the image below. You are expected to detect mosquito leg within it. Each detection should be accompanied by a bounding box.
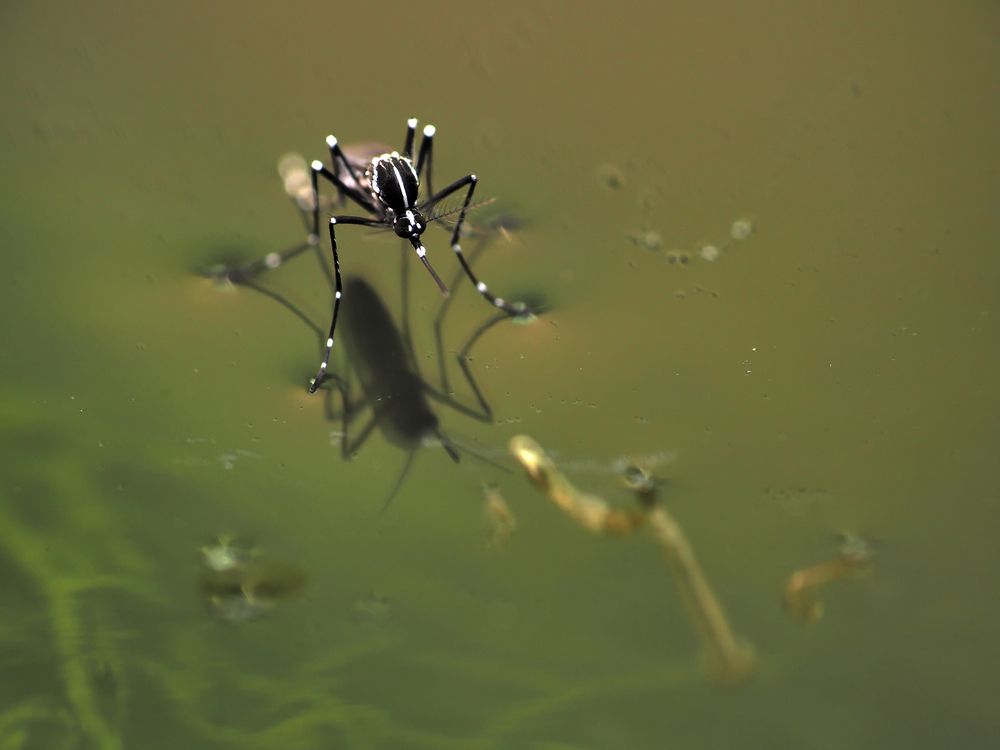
[315,369,374,460]
[424,175,529,317]
[310,159,375,238]
[309,133,379,238]
[415,124,435,199]
[240,279,324,341]
[449,177,526,316]
[309,214,383,393]
[431,231,493,396]
[453,312,507,420]
[421,310,504,424]
[206,237,317,286]
[403,118,417,160]
[381,448,419,512]
[325,136,369,197]
[343,413,379,461]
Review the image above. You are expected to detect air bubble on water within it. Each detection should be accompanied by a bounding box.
[731,218,754,241]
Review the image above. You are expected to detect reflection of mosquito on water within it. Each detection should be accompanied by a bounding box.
[208,163,537,508]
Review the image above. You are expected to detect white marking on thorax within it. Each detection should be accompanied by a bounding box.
[391,164,409,206]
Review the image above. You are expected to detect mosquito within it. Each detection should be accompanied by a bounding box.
[306,118,530,394]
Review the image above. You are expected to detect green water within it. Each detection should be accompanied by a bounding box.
[2,1,998,747]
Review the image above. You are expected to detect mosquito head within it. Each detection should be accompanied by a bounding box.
[393,209,427,240]
[368,153,420,214]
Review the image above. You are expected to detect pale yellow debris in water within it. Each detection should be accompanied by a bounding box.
[509,434,752,683]
[483,484,517,546]
[509,435,644,536]
[785,533,872,624]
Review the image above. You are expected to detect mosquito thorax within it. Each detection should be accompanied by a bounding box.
[368,152,420,214]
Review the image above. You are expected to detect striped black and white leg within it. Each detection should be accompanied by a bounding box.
[403,118,417,159]
[437,174,528,317]
[415,124,435,198]
[309,214,382,393]
[309,138,377,237]
[325,135,369,199]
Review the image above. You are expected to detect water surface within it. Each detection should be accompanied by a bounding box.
[1,1,998,748]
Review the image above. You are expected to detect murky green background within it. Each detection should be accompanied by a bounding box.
[2,1,999,747]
